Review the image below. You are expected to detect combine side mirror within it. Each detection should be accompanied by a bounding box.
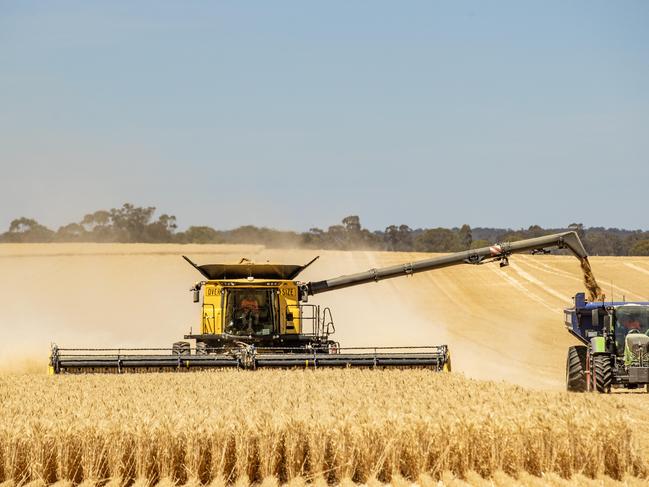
[591,309,599,328]
[192,289,200,303]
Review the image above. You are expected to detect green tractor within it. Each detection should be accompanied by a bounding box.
[565,293,649,393]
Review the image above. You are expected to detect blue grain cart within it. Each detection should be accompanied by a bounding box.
[564,293,649,393]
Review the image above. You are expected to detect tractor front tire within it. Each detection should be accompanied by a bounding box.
[566,346,587,392]
[592,355,612,393]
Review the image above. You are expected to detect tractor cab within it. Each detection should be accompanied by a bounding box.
[612,305,649,356]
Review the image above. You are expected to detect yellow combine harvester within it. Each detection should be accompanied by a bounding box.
[50,232,590,373]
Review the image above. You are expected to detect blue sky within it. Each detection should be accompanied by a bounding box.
[1,1,648,232]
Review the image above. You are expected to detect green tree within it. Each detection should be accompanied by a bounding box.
[333,215,381,249]
[470,239,490,249]
[181,226,222,244]
[342,215,363,248]
[414,228,462,252]
[145,214,177,242]
[584,231,623,256]
[3,217,54,242]
[109,203,156,242]
[458,224,472,249]
[342,215,361,233]
[384,224,413,251]
[501,225,547,242]
[56,223,86,241]
[81,210,115,241]
[301,228,325,248]
[81,210,111,230]
[629,240,649,256]
[621,231,649,256]
[326,224,347,249]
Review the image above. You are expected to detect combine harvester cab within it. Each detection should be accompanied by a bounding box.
[51,231,591,374]
[565,293,649,393]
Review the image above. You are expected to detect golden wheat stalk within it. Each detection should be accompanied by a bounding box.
[0,370,645,485]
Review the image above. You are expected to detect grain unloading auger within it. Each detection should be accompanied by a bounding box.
[50,232,590,374]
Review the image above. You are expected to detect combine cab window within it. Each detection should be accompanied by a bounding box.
[224,289,277,337]
[614,306,649,350]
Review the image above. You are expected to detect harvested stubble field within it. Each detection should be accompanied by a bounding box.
[2,243,649,485]
[0,370,647,487]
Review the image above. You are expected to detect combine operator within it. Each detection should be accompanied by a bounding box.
[239,292,261,333]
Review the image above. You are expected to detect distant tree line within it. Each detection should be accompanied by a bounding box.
[2,203,649,256]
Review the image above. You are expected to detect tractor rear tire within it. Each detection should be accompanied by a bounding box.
[172,341,191,356]
[566,346,587,392]
[593,355,612,393]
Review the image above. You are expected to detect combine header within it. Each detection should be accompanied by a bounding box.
[49,345,449,372]
[50,232,590,373]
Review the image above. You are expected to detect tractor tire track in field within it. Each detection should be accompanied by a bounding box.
[508,261,571,304]
[625,262,649,282]
[488,264,559,313]
[521,258,647,302]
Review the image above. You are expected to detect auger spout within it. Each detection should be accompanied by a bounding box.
[307,231,592,296]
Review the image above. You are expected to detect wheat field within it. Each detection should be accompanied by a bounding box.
[2,243,649,485]
[0,370,647,486]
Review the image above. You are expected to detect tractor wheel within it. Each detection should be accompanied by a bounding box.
[566,345,587,392]
[172,341,191,356]
[196,342,207,355]
[592,355,613,393]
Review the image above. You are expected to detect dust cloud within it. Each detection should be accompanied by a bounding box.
[320,251,565,389]
[0,244,260,372]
